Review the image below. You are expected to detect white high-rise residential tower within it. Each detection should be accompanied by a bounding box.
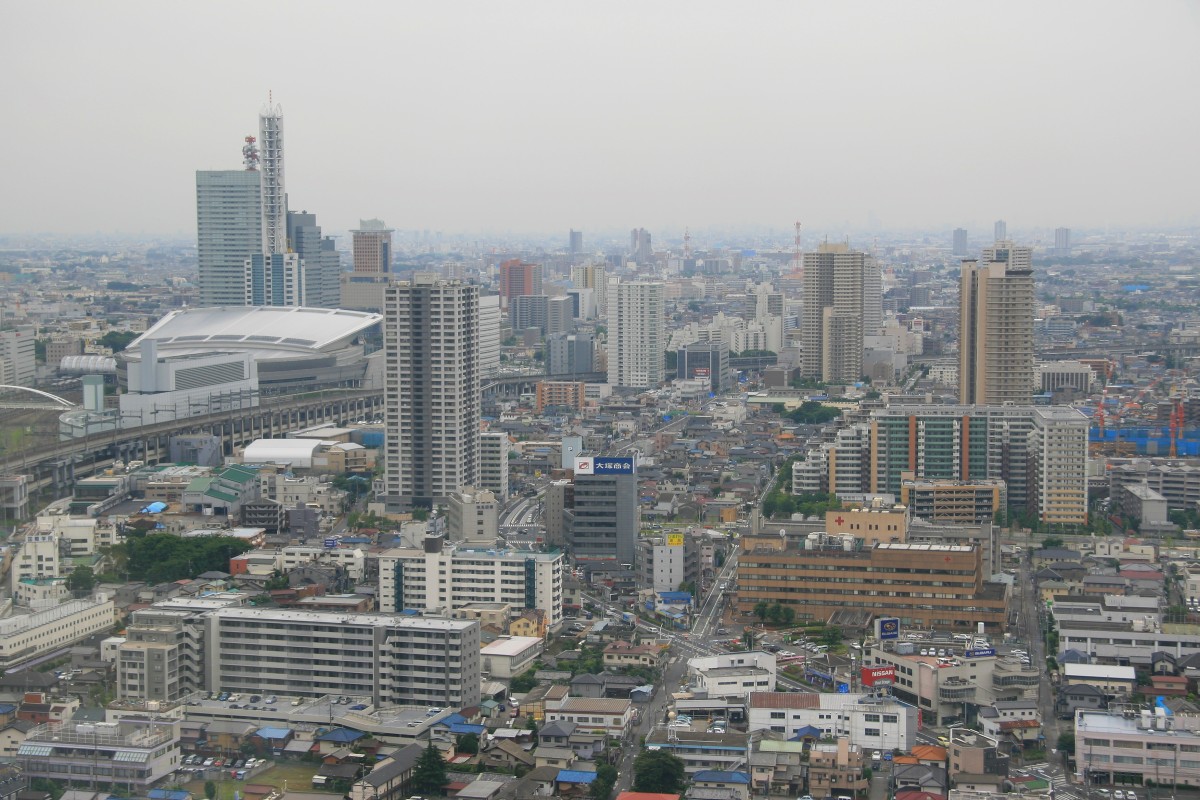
[610,281,665,389]
[382,275,480,511]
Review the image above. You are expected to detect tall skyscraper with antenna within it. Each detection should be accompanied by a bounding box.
[258,98,287,256]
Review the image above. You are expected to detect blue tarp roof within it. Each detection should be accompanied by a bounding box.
[693,770,751,784]
[556,770,598,784]
[148,792,191,800]
[140,502,167,514]
[448,723,487,735]
[255,727,292,739]
[317,728,365,743]
[657,591,692,604]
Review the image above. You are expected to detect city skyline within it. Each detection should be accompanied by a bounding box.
[2,1,1197,237]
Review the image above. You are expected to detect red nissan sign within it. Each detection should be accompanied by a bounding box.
[860,665,895,687]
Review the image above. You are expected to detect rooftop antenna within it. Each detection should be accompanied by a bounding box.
[683,227,692,260]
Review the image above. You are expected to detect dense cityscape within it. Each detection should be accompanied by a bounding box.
[1,4,1199,800]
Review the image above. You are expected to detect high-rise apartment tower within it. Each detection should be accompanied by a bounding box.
[382,276,480,510]
[353,219,394,273]
[959,242,1035,405]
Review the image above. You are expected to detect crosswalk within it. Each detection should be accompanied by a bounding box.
[1014,765,1084,800]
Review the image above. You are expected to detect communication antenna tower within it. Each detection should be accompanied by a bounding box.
[683,227,692,260]
[243,136,259,170]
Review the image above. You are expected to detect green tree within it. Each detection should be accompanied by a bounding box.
[591,763,618,800]
[780,605,796,625]
[767,603,785,624]
[411,744,449,796]
[821,626,843,648]
[98,330,138,353]
[456,732,480,755]
[65,566,96,594]
[1057,731,1075,752]
[511,667,539,693]
[205,781,218,800]
[263,571,290,591]
[632,748,686,794]
[1042,536,1065,549]
[753,601,770,623]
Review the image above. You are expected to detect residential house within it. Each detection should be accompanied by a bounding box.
[603,641,661,670]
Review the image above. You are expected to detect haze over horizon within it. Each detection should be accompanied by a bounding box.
[2,1,1198,238]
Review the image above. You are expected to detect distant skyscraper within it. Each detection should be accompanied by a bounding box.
[610,281,665,389]
[478,295,502,379]
[993,219,1007,242]
[382,276,479,511]
[196,170,262,306]
[498,259,542,310]
[244,252,305,306]
[678,341,732,393]
[258,102,286,257]
[1054,227,1072,258]
[569,229,583,255]
[548,332,596,376]
[953,228,969,256]
[800,243,872,383]
[630,228,653,262]
[959,242,1035,405]
[571,264,608,317]
[353,219,394,274]
[286,210,340,308]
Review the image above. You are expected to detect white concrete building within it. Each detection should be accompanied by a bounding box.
[688,651,778,698]
[10,534,60,585]
[610,281,665,390]
[378,540,563,628]
[447,487,500,545]
[0,597,115,669]
[204,607,481,709]
[479,636,544,679]
[278,545,367,582]
[748,692,918,752]
[18,718,180,793]
[1075,708,1200,787]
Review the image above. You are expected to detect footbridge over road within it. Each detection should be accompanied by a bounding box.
[0,389,384,499]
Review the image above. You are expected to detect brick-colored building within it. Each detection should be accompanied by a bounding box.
[736,534,1008,632]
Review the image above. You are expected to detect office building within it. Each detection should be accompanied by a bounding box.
[0,597,115,670]
[953,228,969,257]
[1054,226,1072,258]
[565,464,639,567]
[569,229,583,255]
[801,243,872,383]
[499,259,542,310]
[547,332,596,377]
[18,718,181,793]
[571,264,608,317]
[994,219,1007,242]
[285,209,341,309]
[1074,709,1200,788]
[478,295,502,378]
[353,219,394,273]
[382,276,479,511]
[478,431,510,502]
[610,281,665,389]
[959,245,1035,405]
[737,533,1007,631]
[377,539,563,628]
[0,327,35,388]
[196,170,262,306]
[677,340,732,393]
[630,228,653,262]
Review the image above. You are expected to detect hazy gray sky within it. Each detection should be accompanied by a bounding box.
[2,1,1197,238]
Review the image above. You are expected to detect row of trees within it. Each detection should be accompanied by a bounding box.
[107,528,254,584]
[401,743,684,798]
